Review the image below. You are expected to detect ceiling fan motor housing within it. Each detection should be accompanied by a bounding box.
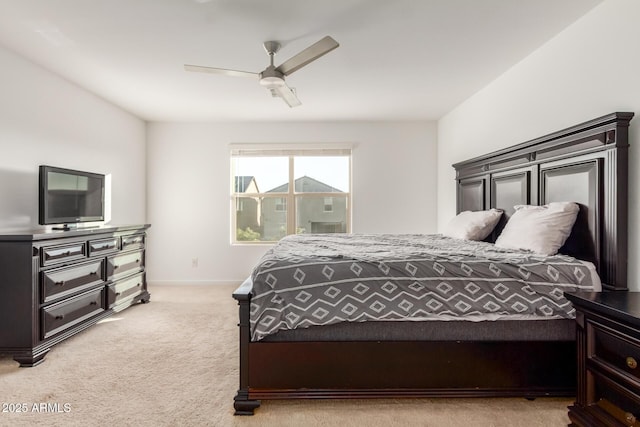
[259,66,286,89]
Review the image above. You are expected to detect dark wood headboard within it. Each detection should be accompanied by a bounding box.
[453,112,634,291]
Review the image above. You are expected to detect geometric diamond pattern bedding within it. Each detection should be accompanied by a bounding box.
[249,234,598,341]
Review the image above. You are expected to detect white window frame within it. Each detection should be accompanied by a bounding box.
[230,143,352,244]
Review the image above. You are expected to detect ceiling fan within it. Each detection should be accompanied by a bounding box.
[184,36,339,108]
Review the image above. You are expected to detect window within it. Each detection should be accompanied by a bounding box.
[275,198,287,212]
[231,145,351,243]
[324,197,334,212]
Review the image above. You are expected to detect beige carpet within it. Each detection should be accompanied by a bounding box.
[0,284,572,426]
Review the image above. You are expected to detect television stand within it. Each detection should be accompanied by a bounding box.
[51,224,102,231]
[0,224,151,366]
[52,224,74,231]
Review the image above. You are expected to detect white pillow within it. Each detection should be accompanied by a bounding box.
[494,202,579,256]
[443,209,503,241]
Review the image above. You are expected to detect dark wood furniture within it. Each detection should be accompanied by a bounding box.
[233,112,633,415]
[0,224,150,367]
[565,292,640,427]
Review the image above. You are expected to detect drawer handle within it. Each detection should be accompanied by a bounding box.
[137,283,141,287]
[626,412,636,424]
[55,315,64,320]
[627,357,638,369]
[90,301,98,306]
[55,281,65,286]
[115,292,121,296]
[90,271,97,276]
[136,259,140,263]
[113,265,119,269]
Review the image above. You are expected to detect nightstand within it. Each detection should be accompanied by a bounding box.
[565,292,640,427]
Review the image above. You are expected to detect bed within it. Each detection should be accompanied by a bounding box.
[232,112,634,415]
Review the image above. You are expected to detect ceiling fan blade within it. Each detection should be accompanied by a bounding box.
[270,84,302,108]
[184,64,258,79]
[275,36,339,76]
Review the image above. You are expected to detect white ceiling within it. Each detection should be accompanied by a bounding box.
[0,0,602,122]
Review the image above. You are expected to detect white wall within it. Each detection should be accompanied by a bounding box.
[0,44,146,231]
[146,121,437,284]
[437,0,640,288]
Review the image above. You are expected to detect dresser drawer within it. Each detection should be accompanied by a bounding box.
[107,273,144,309]
[107,250,144,280]
[41,260,105,304]
[121,233,145,251]
[41,242,86,266]
[88,237,120,256]
[592,374,640,426]
[41,288,105,339]
[590,320,640,383]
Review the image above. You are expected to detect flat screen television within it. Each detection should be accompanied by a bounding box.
[39,165,105,228]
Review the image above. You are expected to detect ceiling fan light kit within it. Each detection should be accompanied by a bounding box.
[184,36,339,108]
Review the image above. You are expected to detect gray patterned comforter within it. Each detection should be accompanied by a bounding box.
[249,234,597,341]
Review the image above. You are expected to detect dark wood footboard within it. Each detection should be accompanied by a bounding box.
[247,340,575,397]
[232,281,575,415]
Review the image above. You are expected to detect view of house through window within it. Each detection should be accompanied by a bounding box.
[231,147,351,243]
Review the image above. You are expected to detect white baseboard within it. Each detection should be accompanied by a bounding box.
[147,280,244,286]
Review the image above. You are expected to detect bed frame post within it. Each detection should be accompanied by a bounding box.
[232,280,260,415]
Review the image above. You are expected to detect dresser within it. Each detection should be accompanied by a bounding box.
[0,224,150,367]
[565,292,640,426]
